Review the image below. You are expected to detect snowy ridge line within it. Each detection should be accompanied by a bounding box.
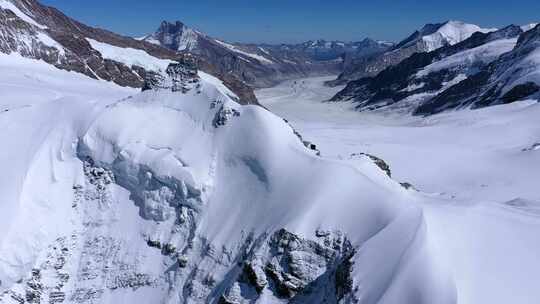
[214,39,275,64]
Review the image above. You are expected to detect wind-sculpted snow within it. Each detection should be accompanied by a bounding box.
[0,56,453,303]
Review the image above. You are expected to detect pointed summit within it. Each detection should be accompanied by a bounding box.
[143,20,199,51]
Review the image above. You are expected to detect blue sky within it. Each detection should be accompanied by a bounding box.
[41,0,539,44]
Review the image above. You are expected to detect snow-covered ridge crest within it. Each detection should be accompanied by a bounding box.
[420,20,496,51]
[214,39,275,64]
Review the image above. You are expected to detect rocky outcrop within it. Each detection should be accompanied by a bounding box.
[142,55,201,93]
[350,153,392,177]
[219,229,356,303]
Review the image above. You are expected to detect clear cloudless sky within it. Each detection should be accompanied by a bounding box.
[40,0,540,44]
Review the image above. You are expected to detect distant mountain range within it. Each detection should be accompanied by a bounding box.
[138,21,393,88]
[1,0,537,117]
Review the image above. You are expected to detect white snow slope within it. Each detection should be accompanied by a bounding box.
[0,55,455,303]
[86,38,173,72]
[421,21,496,52]
[214,39,275,64]
[416,38,518,77]
[258,76,540,304]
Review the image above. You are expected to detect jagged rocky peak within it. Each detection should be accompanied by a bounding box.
[160,20,186,31]
[144,20,200,51]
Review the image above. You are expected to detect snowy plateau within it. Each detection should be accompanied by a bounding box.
[1,0,540,303]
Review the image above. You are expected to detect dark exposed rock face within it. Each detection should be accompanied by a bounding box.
[502,82,540,103]
[415,24,540,115]
[219,228,356,303]
[330,25,532,114]
[0,0,259,105]
[143,21,198,51]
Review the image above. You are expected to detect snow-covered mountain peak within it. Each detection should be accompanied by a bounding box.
[521,22,539,32]
[395,20,496,52]
[419,20,496,51]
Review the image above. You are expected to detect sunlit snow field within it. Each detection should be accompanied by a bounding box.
[257,76,540,304]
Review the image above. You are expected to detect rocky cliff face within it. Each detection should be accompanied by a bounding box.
[328,21,495,86]
[0,0,258,105]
